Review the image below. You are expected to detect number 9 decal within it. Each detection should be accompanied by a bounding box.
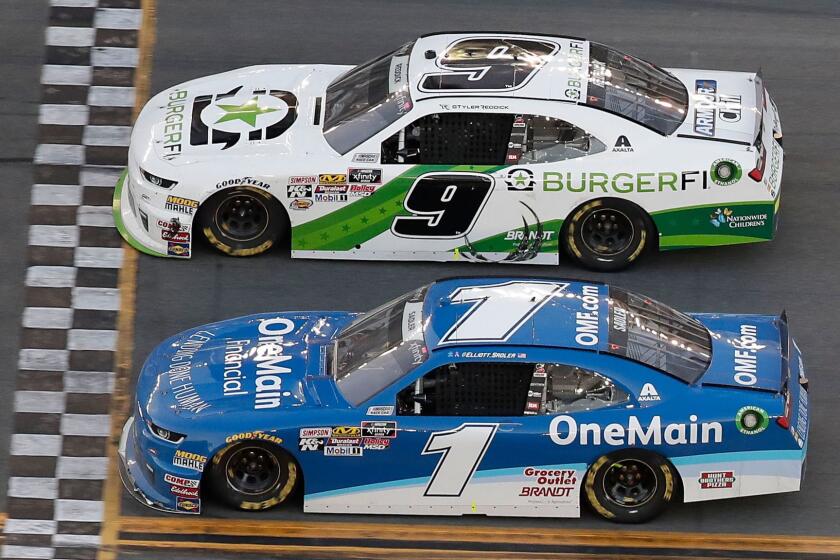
[392,173,494,239]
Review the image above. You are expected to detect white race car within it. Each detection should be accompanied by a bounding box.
[114,32,783,270]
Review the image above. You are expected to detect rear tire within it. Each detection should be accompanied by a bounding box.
[563,199,652,271]
[210,440,299,511]
[200,186,287,257]
[584,449,675,523]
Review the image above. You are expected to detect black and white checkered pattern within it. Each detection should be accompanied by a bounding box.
[3,1,142,558]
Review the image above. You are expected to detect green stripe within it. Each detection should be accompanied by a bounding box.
[291,164,504,251]
[659,234,769,249]
[112,169,167,258]
[650,199,775,215]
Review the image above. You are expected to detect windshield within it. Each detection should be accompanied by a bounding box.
[332,285,428,406]
[586,42,688,135]
[323,41,415,154]
[606,287,711,383]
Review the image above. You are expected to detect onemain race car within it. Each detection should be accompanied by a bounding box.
[119,277,809,522]
[114,32,783,271]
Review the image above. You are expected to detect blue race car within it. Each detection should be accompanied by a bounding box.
[119,277,809,522]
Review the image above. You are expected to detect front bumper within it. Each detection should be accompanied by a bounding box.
[112,169,191,258]
[118,415,201,515]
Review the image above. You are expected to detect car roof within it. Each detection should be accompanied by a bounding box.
[408,32,591,104]
[423,276,609,352]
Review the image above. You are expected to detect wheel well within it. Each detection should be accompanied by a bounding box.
[563,197,660,251]
[196,185,286,228]
[203,439,305,496]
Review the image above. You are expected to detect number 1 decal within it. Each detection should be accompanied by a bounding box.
[439,280,569,344]
[423,423,498,497]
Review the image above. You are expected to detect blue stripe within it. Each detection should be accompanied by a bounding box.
[670,449,804,466]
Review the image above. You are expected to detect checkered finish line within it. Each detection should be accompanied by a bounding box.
[3,1,143,559]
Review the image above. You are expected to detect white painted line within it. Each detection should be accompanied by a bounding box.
[34,143,85,166]
[29,225,80,248]
[15,391,66,414]
[56,456,109,479]
[71,287,120,310]
[39,104,89,126]
[11,434,63,457]
[76,205,114,227]
[32,184,83,206]
[64,371,114,394]
[88,85,135,107]
[53,533,102,547]
[54,499,104,523]
[50,0,98,6]
[82,125,131,146]
[60,414,112,437]
[94,8,142,30]
[91,46,138,67]
[46,26,96,47]
[8,477,59,500]
[2,519,58,535]
[41,64,92,86]
[26,265,76,288]
[74,247,123,268]
[67,329,117,351]
[22,307,74,329]
[18,348,70,372]
[0,545,55,559]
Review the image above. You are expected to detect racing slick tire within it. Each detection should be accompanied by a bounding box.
[199,186,288,257]
[210,440,300,511]
[563,199,653,272]
[584,449,676,523]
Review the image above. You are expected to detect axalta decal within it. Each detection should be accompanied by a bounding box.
[549,414,723,446]
[167,331,213,413]
[542,171,709,193]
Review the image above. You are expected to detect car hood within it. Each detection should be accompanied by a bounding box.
[691,313,783,392]
[137,311,355,422]
[132,64,351,168]
[667,68,761,144]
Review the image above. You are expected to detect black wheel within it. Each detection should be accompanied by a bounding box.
[210,440,299,511]
[563,199,652,271]
[200,186,287,257]
[584,449,675,523]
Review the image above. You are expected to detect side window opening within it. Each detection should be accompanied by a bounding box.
[526,363,628,415]
[517,115,606,164]
[397,361,532,416]
[382,113,515,165]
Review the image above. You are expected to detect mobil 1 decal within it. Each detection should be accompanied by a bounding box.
[391,172,494,238]
[420,37,559,92]
[191,86,298,150]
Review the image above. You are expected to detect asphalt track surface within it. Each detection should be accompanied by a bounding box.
[107,0,840,543]
[0,0,49,506]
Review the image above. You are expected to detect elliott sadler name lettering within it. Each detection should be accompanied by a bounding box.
[549,414,723,446]
[575,285,600,346]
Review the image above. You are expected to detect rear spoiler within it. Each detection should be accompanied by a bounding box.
[753,69,765,144]
[777,310,790,396]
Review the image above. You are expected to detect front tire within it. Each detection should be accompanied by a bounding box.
[563,199,652,271]
[200,186,287,257]
[210,441,299,511]
[584,449,675,523]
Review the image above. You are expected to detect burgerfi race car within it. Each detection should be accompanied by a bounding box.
[119,277,809,521]
[114,32,783,271]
